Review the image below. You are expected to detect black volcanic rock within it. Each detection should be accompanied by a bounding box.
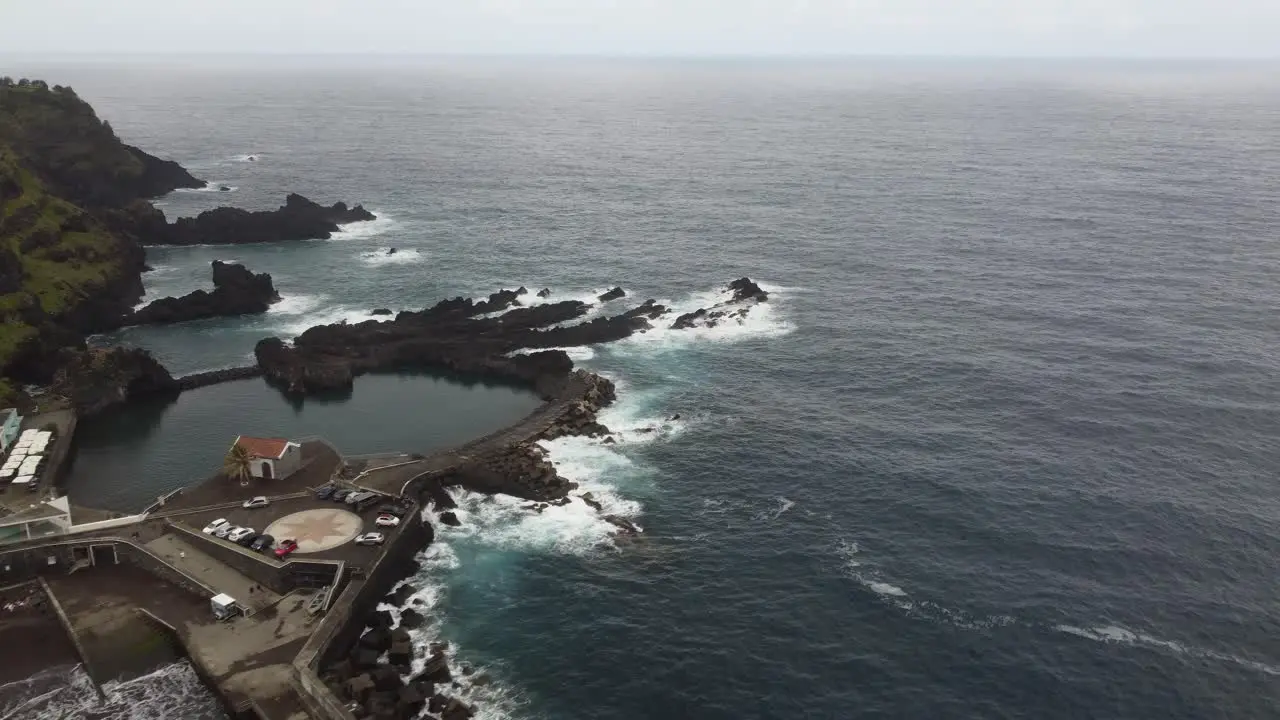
[371,308,392,316]
[128,261,279,326]
[158,193,375,246]
[727,277,768,302]
[50,346,178,416]
[670,276,766,330]
[597,286,625,302]
[123,144,205,198]
[536,288,551,298]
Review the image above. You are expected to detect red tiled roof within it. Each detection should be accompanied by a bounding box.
[233,436,291,460]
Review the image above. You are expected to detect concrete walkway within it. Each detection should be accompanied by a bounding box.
[146,534,280,613]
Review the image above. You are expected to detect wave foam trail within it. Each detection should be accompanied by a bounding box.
[0,661,225,720]
[754,496,795,521]
[358,247,422,265]
[328,213,396,242]
[1054,624,1280,676]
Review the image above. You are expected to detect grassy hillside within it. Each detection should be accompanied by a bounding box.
[0,79,178,405]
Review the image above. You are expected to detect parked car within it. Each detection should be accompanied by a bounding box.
[376,504,407,518]
[345,490,375,505]
[354,532,385,546]
[375,514,400,528]
[215,524,238,539]
[242,496,269,509]
[237,532,261,547]
[314,485,335,500]
[274,539,299,558]
[250,534,275,552]
[227,527,256,543]
[202,518,230,535]
[331,488,352,502]
[354,495,382,513]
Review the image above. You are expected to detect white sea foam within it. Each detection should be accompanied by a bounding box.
[509,345,596,362]
[754,496,796,521]
[328,213,396,242]
[0,661,224,720]
[174,182,237,193]
[358,247,423,265]
[1054,624,1280,676]
[613,283,795,354]
[275,304,385,337]
[867,581,909,597]
[231,153,262,162]
[267,293,326,316]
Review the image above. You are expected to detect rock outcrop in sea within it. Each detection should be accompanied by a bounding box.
[127,261,280,325]
[157,193,375,246]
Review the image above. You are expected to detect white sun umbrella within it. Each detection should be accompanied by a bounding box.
[0,467,13,479]
[28,441,47,453]
[10,475,32,485]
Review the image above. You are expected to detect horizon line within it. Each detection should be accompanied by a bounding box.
[2,51,1278,62]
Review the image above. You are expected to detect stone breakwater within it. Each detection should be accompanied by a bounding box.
[319,370,634,719]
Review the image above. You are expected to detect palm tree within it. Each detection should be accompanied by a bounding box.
[223,443,254,487]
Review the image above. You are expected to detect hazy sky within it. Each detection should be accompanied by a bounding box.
[2,0,1278,57]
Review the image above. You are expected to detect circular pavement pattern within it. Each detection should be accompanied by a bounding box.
[264,508,363,553]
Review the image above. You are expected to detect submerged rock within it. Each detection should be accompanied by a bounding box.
[438,511,461,527]
[597,286,625,302]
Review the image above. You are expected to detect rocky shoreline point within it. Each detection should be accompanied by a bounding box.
[125,260,280,325]
[319,280,769,718]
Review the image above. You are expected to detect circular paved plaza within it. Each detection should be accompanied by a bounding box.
[264,508,363,553]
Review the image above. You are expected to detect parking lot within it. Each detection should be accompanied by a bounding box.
[172,486,414,568]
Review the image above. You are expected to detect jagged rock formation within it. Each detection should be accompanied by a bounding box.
[671,277,769,330]
[127,261,279,325]
[49,346,178,416]
[325,608,474,720]
[253,286,663,397]
[158,193,375,246]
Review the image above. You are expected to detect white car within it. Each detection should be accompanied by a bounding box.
[354,532,384,546]
[243,496,269,509]
[374,514,400,528]
[215,524,238,538]
[202,518,230,535]
[227,527,256,543]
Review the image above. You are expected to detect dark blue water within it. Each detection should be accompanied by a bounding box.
[9,57,1280,719]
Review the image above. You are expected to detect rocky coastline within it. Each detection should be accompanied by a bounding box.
[0,79,375,406]
[125,261,280,326]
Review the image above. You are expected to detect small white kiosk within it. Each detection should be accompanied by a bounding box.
[211,593,241,621]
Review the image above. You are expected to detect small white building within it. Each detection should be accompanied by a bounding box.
[231,436,303,480]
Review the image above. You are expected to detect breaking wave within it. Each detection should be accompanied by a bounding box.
[328,213,396,242]
[612,284,795,354]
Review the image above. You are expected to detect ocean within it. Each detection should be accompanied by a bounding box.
[3,56,1279,719]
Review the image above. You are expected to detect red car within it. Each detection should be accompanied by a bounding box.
[274,538,299,558]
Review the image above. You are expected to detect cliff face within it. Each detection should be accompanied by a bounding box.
[0,77,375,405]
[0,78,203,402]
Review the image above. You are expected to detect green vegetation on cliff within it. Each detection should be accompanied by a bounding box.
[0,78,198,404]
